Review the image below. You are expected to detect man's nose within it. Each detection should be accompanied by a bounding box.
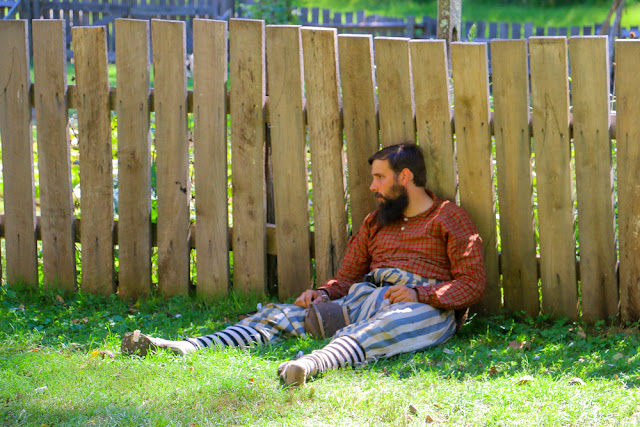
[369,180,376,192]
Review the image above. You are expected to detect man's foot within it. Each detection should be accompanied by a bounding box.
[277,360,311,387]
[121,330,198,356]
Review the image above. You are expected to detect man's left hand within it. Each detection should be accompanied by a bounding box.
[384,285,418,304]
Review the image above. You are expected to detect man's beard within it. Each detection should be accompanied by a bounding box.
[374,182,409,227]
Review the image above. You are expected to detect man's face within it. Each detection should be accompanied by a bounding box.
[369,159,409,226]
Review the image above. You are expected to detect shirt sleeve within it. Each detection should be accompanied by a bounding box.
[317,214,375,300]
[414,208,486,309]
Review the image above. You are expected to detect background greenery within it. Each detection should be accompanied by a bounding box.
[289,0,640,28]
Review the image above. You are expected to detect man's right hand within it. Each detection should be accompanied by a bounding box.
[294,289,323,308]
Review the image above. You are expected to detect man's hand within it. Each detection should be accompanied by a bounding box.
[384,285,418,304]
[294,289,324,308]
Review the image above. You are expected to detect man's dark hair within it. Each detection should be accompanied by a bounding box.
[368,143,427,187]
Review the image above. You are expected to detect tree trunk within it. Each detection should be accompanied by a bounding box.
[437,0,461,66]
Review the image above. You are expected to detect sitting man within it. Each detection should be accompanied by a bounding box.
[122,143,486,386]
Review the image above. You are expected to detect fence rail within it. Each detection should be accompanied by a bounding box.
[0,18,639,324]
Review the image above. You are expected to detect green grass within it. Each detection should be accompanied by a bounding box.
[2,284,640,426]
[296,0,640,28]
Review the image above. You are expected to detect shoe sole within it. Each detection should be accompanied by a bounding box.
[121,330,156,356]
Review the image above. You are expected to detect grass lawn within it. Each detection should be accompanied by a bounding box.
[295,0,640,28]
[1,284,639,426]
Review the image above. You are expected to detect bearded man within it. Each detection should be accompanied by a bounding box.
[122,143,486,386]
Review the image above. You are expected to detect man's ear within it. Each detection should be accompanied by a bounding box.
[399,168,413,186]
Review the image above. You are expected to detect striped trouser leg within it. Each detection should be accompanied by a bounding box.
[187,303,307,351]
[278,336,365,386]
[335,282,457,359]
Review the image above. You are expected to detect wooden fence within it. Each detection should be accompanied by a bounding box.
[0,18,639,323]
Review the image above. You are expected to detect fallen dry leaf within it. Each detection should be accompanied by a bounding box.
[508,340,530,351]
[516,375,535,385]
[568,377,586,386]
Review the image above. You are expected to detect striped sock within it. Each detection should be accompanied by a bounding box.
[277,336,366,386]
[188,325,266,350]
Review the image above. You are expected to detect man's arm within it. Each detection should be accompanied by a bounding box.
[414,209,486,310]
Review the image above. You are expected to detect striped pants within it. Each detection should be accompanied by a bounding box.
[236,281,456,359]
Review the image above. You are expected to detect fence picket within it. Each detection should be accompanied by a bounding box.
[151,19,191,296]
[0,21,38,287]
[615,39,640,322]
[265,25,312,299]
[337,34,379,231]
[115,19,152,299]
[569,36,618,322]
[73,26,114,295]
[451,42,500,313]
[491,40,539,316]
[529,37,578,320]
[229,19,267,295]
[32,20,77,290]
[410,40,456,203]
[301,27,348,285]
[192,19,229,298]
[374,37,415,147]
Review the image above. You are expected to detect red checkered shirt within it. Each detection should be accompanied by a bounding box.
[318,192,486,310]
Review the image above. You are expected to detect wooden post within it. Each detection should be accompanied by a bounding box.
[115,19,153,299]
[0,21,38,288]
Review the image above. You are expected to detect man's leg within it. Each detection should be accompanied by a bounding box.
[278,283,456,385]
[121,303,307,356]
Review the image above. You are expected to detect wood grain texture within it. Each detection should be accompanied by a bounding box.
[73,26,114,295]
[32,20,77,290]
[151,19,191,296]
[301,27,348,286]
[0,21,38,287]
[569,36,618,322]
[615,40,640,322]
[451,42,500,313]
[266,25,312,300]
[490,40,539,316]
[229,19,267,295]
[337,34,378,232]
[193,19,230,298]
[410,40,457,203]
[529,37,578,320]
[115,19,152,299]
[374,37,415,147]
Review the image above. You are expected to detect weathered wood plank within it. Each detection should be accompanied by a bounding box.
[615,39,640,322]
[410,39,456,203]
[0,21,38,287]
[529,37,578,320]
[229,19,267,295]
[569,36,618,322]
[32,20,77,290]
[151,19,191,296]
[115,19,152,299]
[73,26,114,295]
[337,34,378,231]
[451,42,500,313]
[374,37,415,146]
[490,40,539,316]
[301,27,348,286]
[192,19,230,298]
[266,25,312,299]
